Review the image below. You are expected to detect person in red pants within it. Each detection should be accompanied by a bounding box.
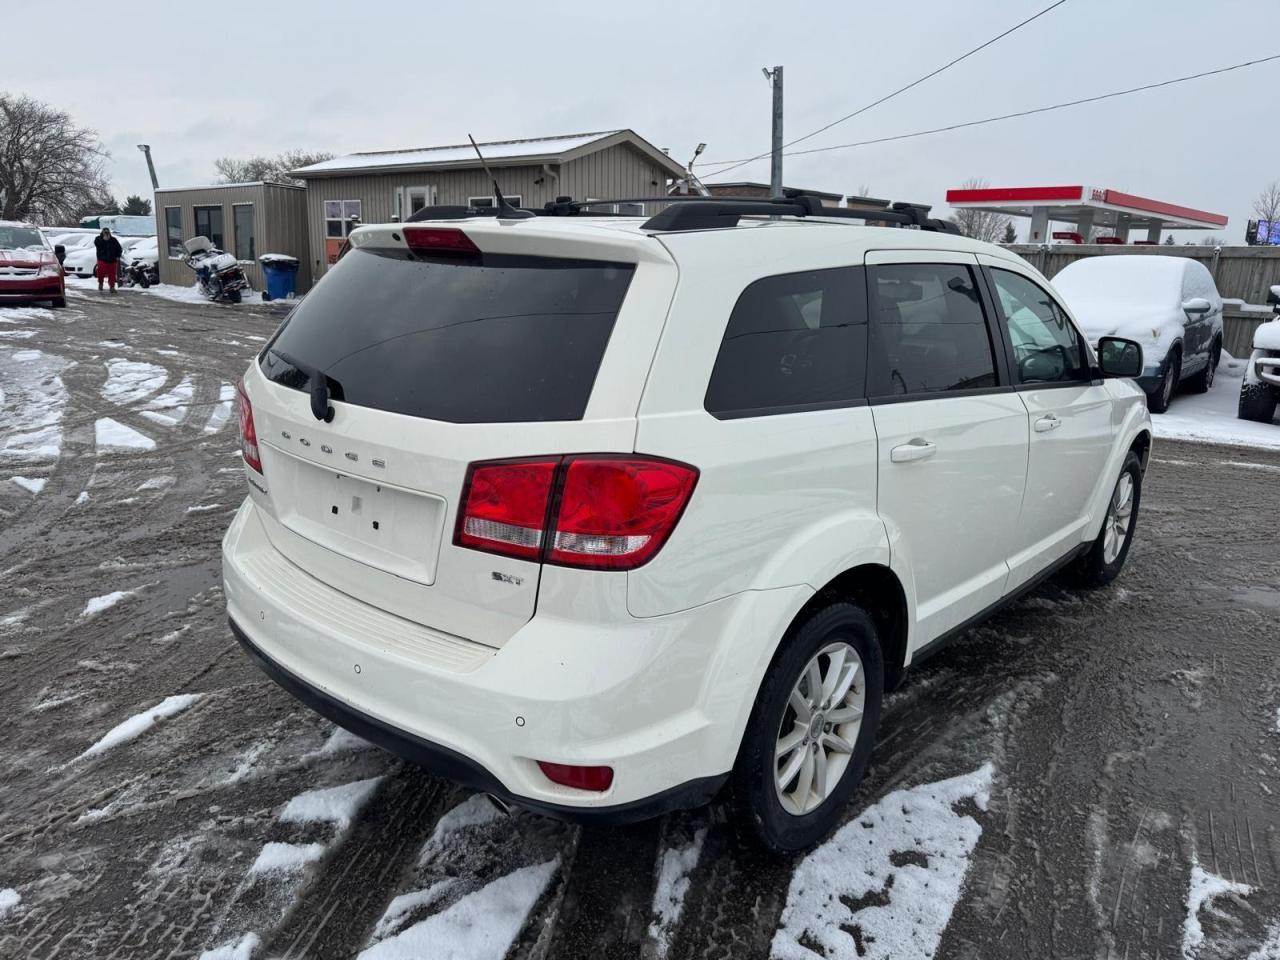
[93,228,123,291]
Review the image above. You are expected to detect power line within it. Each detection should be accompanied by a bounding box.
[702,0,1069,179]
[700,53,1280,174]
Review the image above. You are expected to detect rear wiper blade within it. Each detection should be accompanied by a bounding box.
[268,348,336,423]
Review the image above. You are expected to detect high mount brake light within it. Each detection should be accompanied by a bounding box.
[402,227,480,255]
[454,456,698,571]
[236,379,263,474]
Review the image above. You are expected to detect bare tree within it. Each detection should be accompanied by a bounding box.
[1253,180,1280,227]
[0,93,111,223]
[948,177,1011,243]
[214,149,334,186]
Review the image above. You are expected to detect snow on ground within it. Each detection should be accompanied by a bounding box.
[417,795,500,863]
[0,887,20,919]
[75,694,201,760]
[1155,355,1280,451]
[0,306,53,323]
[370,881,458,942]
[197,933,260,960]
[102,359,166,405]
[204,382,236,435]
[247,841,326,877]
[772,763,994,960]
[358,860,558,960]
[1182,858,1254,958]
[81,590,135,617]
[140,375,194,426]
[9,475,46,494]
[649,825,708,958]
[95,417,156,453]
[136,474,175,491]
[1249,923,1280,960]
[0,348,70,462]
[279,777,382,831]
[309,726,377,758]
[0,329,35,339]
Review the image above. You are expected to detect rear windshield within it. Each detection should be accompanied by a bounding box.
[261,247,634,423]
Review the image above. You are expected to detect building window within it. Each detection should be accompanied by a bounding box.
[164,207,183,258]
[467,195,522,209]
[583,199,643,215]
[233,203,255,262]
[325,200,362,238]
[194,206,224,250]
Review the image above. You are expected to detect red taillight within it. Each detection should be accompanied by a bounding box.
[236,378,263,474]
[454,456,697,571]
[537,761,614,792]
[402,227,480,255]
[456,459,558,560]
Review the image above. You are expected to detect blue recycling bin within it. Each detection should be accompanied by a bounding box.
[259,255,299,301]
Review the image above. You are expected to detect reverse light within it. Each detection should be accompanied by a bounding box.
[402,227,480,256]
[454,456,698,571]
[537,761,615,792]
[236,378,263,474]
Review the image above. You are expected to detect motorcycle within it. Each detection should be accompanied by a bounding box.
[182,236,249,303]
[121,257,159,289]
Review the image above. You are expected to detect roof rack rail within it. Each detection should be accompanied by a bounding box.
[639,194,962,234]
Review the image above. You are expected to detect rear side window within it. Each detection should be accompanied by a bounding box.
[868,263,997,396]
[261,247,634,423]
[704,267,868,418]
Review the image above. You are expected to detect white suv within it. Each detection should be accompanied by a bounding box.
[222,197,1152,851]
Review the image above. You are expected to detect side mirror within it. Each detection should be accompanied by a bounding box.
[1181,297,1212,315]
[1268,285,1280,306]
[54,244,66,264]
[1098,337,1143,379]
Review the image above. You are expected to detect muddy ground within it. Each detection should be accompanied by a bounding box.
[1,286,1278,960]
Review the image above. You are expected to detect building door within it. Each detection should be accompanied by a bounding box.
[396,186,436,220]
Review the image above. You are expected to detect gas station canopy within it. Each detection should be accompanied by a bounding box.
[945,184,1228,244]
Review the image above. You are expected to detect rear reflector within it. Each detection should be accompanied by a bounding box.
[403,227,479,255]
[454,455,698,571]
[537,761,615,792]
[236,378,263,474]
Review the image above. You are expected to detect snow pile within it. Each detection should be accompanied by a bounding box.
[144,282,255,305]
[76,694,201,760]
[248,841,325,877]
[358,860,558,960]
[772,764,994,960]
[649,826,707,958]
[370,880,458,941]
[310,725,376,757]
[9,476,46,494]
[0,348,70,462]
[81,590,135,617]
[1155,353,1280,451]
[0,888,20,919]
[197,933,260,960]
[1182,859,1253,959]
[280,777,382,831]
[95,418,156,453]
[418,795,501,863]
[102,359,166,405]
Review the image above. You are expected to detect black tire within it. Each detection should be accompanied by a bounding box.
[1146,347,1181,414]
[261,291,272,302]
[227,288,242,304]
[1184,338,1220,394]
[137,275,150,289]
[50,297,66,308]
[1073,451,1142,588]
[730,602,883,852]
[1238,382,1278,423]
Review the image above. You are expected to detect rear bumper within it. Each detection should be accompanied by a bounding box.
[221,498,799,820]
[0,277,63,300]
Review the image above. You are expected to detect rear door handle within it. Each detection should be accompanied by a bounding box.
[1034,414,1062,433]
[890,439,937,463]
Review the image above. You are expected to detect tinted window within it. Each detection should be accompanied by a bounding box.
[990,268,1088,383]
[868,264,996,395]
[705,267,868,417]
[233,204,255,261]
[194,206,224,250]
[261,248,634,424]
[165,207,183,258]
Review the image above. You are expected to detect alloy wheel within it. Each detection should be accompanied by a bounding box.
[774,641,866,816]
[1102,471,1135,565]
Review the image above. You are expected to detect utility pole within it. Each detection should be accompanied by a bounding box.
[137,144,159,190]
[763,66,783,198]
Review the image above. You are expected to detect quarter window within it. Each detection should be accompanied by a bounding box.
[193,205,224,251]
[705,267,868,417]
[868,263,997,395]
[990,268,1088,384]
[233,203,255,261]
[325,199,362,238]
[164,207,183,258]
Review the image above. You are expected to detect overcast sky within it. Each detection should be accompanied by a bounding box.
[11,0,1278,241]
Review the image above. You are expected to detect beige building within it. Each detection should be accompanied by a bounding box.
[154,181,310,292]
[290,129,686,280]
[704,182,844,208]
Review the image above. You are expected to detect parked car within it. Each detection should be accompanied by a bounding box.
[1051,255,1223,413]
[1238,284,1280,423]
[0,220,66,307]
[222,200,1152,851]
[62,235,148,279]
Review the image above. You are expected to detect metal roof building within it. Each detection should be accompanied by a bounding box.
[946,184,1229,244]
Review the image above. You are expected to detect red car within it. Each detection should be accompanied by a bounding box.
[0,221,66,308]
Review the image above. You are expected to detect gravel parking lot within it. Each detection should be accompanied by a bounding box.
[1,285,1278,960]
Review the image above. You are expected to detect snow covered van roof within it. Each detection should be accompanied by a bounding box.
[289,129,687,179]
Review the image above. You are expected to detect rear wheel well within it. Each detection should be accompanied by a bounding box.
[801,565,908,692]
